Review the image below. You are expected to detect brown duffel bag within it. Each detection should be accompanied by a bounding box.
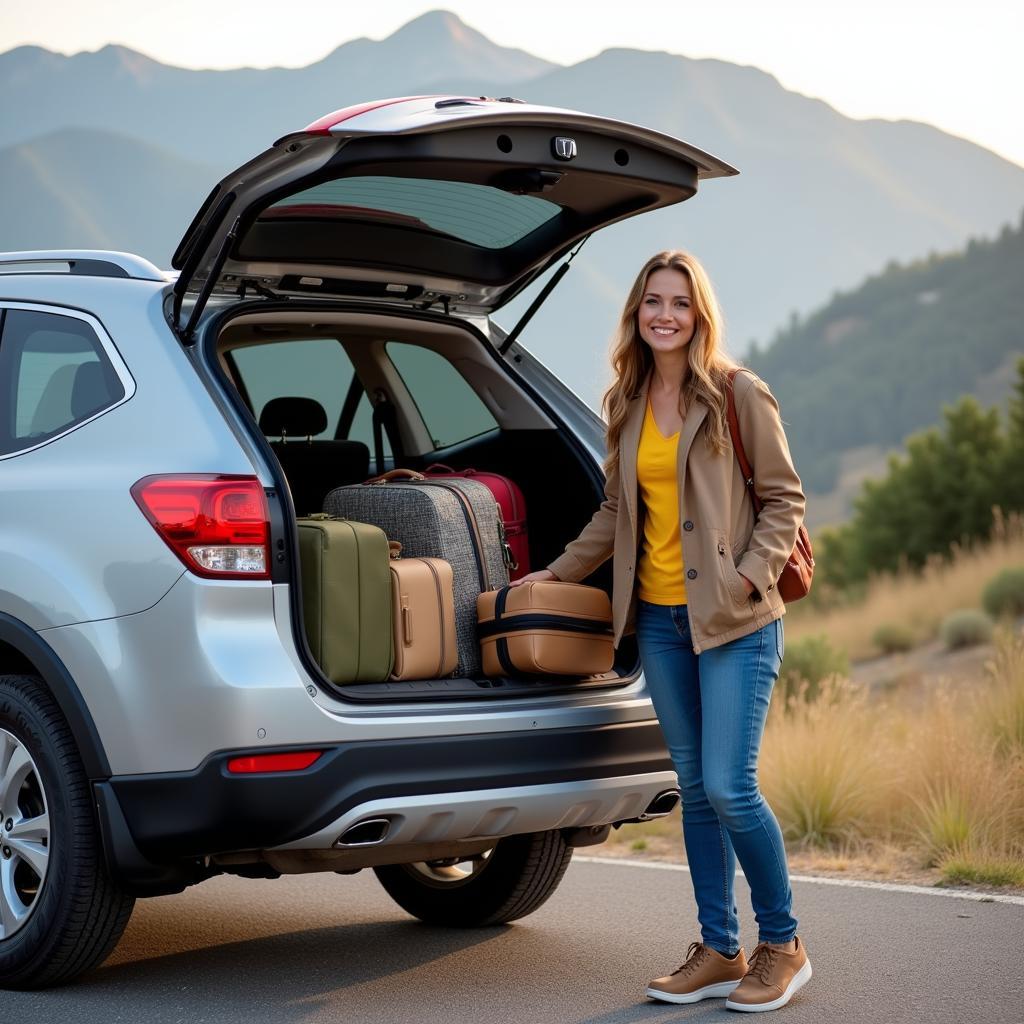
[477,581,614,677]
[388,542,458,680]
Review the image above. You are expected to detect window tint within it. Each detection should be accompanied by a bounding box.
[386,342,497,449]
[231,338,387,453]
[264,176,560,250]
[233,339,351,440]
[0,309,125,455]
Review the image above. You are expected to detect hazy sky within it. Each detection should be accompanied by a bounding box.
[6,0,1022,167]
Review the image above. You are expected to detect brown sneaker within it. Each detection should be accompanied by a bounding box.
[646,942,748,1004]
[725,936,812,1012]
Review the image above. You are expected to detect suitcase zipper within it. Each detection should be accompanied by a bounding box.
[417,480,491,592]
[495,508,517,571]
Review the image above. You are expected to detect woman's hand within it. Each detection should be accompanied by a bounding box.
[739,572,756,598]
[508,569,558,588]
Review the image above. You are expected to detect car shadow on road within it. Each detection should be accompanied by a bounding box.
[17,920,508,1021]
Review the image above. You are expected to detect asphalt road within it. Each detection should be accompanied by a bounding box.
[10,857,1024,1023]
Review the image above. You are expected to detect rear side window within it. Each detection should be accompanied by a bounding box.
[386,342,497,449]
[233,339,350,439]
[231,338,385,452]
[0,309,125,455]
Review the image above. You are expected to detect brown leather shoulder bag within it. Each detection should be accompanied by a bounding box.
[725,369,814,603]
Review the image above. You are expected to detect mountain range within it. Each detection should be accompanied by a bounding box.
[2,9,1023,442]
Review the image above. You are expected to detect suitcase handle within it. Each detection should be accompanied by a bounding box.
[401,598,413,646]
[366,468,426,483]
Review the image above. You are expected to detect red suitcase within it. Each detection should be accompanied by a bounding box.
[422,464,530,580]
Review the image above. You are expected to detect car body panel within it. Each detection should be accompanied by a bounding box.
[0,280,262,628]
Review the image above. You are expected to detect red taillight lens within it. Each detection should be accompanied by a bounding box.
[226,751,322,774]
[131,475,271,580]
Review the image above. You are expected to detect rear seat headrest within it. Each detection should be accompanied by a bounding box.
[259,396,328,440]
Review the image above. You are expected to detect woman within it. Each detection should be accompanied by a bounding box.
[512,251,811,1013]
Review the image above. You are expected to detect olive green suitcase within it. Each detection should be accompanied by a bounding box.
[297,516,394,683]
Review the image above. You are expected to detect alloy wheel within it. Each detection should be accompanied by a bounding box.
[0,729,49,939]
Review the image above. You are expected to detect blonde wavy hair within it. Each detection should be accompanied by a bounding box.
[602,250,738,478]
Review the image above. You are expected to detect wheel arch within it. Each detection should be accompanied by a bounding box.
[0,613,110,779]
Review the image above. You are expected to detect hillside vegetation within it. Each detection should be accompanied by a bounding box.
[749,212,1024,497]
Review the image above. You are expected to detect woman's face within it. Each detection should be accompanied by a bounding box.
[637,267,697,355]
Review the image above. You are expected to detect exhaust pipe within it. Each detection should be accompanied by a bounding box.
[336,817,391,847]
[623,789,680,824]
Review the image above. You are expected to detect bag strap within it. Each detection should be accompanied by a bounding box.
[725,369,763,517]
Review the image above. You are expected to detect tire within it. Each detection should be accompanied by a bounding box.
[373,830,573,926]
[0,675,134,988]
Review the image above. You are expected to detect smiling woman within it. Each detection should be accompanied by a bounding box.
[514,248,813,1011]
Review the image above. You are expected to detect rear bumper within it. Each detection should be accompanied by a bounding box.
[96,720,671,892]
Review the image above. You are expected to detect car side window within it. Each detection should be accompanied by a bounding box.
[0,308,126,456]
[385,342,497,449]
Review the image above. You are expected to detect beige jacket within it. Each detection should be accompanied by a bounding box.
[547,368,805,654]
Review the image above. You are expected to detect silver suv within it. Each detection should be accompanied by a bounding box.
[0,96,734,987]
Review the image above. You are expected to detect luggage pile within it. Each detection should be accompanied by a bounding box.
[297,464,613,685]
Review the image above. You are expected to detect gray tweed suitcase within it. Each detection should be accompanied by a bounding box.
[323,476,511,676]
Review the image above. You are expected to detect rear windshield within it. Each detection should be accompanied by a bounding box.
[262,176,560,250]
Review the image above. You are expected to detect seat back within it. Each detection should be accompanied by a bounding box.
[259,397,370,515]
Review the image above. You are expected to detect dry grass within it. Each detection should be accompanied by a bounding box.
[605,627,1024,889]
[786,511,1024,661]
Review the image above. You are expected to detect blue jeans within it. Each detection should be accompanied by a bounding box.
[635,600,797,954]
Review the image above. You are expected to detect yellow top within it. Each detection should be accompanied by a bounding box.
[636,398,688,605]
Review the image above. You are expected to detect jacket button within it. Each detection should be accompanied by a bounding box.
[683,520,694,531]
[686,569,697,580]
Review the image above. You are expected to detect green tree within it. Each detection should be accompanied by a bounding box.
[1000,356,1024,513]
[816,370,1020,588]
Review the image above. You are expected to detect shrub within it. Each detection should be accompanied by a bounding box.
[982,567,1024,619]
[915,783,975,866]
[940,609,994,650]
[872,623,916,655]
[760,677,889,847]
[779,634,849,704]
[939,848,1024,888]
[975,628,1024,758]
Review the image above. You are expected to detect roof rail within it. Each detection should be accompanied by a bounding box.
[0,250,167,282]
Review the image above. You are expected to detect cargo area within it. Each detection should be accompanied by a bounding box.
[209,305,641,699]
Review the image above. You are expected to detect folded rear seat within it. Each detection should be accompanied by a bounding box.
[259,396,370,516]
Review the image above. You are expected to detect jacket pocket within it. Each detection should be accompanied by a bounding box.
[716,533,749,607]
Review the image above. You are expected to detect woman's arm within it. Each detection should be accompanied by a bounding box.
[733,374,806,601]
[544,454,622,584]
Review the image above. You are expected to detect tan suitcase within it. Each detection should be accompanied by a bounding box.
[388,542,458,680]
[477,581,614,677]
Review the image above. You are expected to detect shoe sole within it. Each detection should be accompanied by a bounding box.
[646,979,743,1004]
[725,959,812,1012]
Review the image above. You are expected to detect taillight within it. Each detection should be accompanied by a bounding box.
[226,751,322,774]
[131,475,271,580]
